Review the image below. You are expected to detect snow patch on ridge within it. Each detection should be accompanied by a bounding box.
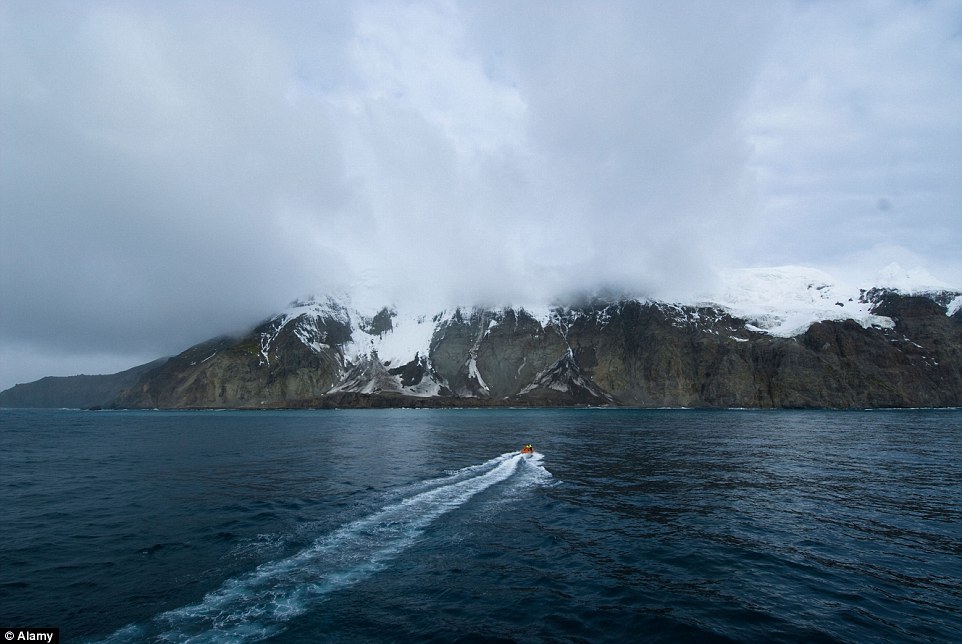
[270,296,443,368]
[873,263,953,294]
[272,296,455,397]
[258,297,349,364]
[341,309,437,368]
[518,304,555,329]
[699,266,895,338]
[466,356,489,393]
[948,296,962,317]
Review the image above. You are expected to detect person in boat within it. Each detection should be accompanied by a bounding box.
[521,444,534,454]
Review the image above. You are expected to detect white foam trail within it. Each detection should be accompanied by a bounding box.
[101,451,547,643]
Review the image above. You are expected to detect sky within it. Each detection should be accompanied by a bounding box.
[1,0,961,390]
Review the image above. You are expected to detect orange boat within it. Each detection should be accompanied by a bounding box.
[520,444,534,454]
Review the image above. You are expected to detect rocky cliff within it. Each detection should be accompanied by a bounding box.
[100,286,962,410]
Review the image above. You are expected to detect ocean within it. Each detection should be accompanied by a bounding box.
[1,408,960,642]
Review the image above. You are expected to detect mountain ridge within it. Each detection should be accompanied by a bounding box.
[4,267,961,409]
[0,359,169,409]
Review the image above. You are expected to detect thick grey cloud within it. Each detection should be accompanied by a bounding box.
[1,0,960,389]
[742,0,962,280]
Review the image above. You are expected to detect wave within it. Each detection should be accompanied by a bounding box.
[98,451,549,643]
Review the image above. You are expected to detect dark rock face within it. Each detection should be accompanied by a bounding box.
[5,291,961,409]
[520,348,616,405]
[115,314,348,408]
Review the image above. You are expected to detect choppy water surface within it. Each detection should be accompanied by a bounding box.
[1,408,960,642]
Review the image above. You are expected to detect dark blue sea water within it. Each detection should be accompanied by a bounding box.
[1,408,960,643]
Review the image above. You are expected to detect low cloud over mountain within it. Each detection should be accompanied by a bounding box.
[2,2,960,390]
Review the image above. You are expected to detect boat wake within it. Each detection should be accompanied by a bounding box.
[99,451,549,643]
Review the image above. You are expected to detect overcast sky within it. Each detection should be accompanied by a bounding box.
[1,0,961,390]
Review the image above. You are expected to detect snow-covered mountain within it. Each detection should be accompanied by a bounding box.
[4,265,960,409]
[706,266,894,337]
[697,264,961,337]
[97,265,961,409]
